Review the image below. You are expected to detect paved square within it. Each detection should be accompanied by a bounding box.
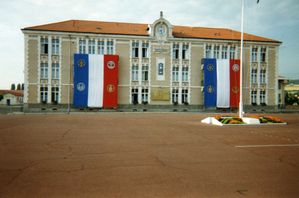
[0,113,299,197]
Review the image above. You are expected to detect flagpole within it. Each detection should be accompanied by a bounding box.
[239,0,244,118]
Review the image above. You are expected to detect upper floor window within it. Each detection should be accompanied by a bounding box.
[132,64,139,81]
[142,64,149,81]
[52,63,59,79]
[97,40,104,54]
[260,69,266,84]
[221,46,228,59]
[132,41,139,58]
[260,47,266,62]
[251,47,258,62]
[173,44,179,59]
[205,45,212,58]
[172,66,179,82]
[251,68,257,84]
[230,46,235,59]
[40,62,48,79]
[182,44,189,60]
[88,40,96,54]
[41,37,48,54]
[142,43,149,58]
[79,39,86,54]
[182,66,189,82]
[107,40,114,54]
[52,38,59,55]
[214,45,220,59]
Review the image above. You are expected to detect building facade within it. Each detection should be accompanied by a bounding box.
[22,13,281,111]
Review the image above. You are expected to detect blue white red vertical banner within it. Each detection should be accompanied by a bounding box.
[73,54,119,108]
[203,58,240,108]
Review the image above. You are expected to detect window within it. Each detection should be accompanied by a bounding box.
[205,45,212,58]
[230,46,235,59]
[251,47,258,62]
[172,66,179,82]
[251,90,257,104]
[97,40,105,54]
[182,66,189,82]
[52,63,59,79]
[158,63,164,75]
[182,89,188,104]
[107,40,114,54]
[40,86,48,103]
[142,64,149,81]
[214,45,220,59]
[141,88,148,103]
[79,39,86,54]
[51,86,59,104]
[251,68,257,84]
[88,40,96,54]
[260,47,266,62]
[52,38,59,55]
[260,69,266,84]
[182,44,189,60]
[221,46,228,59]
[131,88,138,104]
[40,62,48,79]
[260,90,266,104]
[132,41,139,58]
[132,64,139,81]
[41,37,48,54]
[278,93,281,104]
[173,44,179,59]
[142,43,149,58]
[172,88,178,104]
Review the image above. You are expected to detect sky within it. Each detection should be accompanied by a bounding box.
[0,0,299,89]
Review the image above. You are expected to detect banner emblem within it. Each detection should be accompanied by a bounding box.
[207,64,214,71]
[107,61,115,70]
[232,64,240,72]
[77,82,85,91]
[107,84,115,93]
[207,85,214,93]
[232,86,239,94]
[78,59,86,68]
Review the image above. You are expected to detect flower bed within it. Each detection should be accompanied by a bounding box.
[214,116,245,124]
[213,115,285,125]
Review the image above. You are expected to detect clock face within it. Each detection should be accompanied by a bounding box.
[157,25,166,36]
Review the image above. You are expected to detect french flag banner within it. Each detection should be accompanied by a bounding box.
[203,58,240,108]
[73,54,119,108]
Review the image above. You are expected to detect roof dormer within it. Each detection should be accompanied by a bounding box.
[150,11,173,42]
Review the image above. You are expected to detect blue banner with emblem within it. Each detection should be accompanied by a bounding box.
[203,58,217,108]
[73,54,89,107]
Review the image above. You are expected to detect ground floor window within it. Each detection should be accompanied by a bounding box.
[182,88,188,104]
[51,87,59,104]
[40,86,48,103]
[251,90,257,105]
[260,90,266,105]
[131,88,138,104]
[172,88,178,104]
[141,88,148,104]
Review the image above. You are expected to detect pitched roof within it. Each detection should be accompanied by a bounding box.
[0,90,24,97]
[22,20,280,43]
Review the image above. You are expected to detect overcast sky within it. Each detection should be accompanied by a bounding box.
[0,0,298,89]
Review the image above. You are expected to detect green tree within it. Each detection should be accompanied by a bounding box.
[17,83,21,90]
[11,83,16,90]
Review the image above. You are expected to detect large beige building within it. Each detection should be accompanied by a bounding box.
[22,13,281,111]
